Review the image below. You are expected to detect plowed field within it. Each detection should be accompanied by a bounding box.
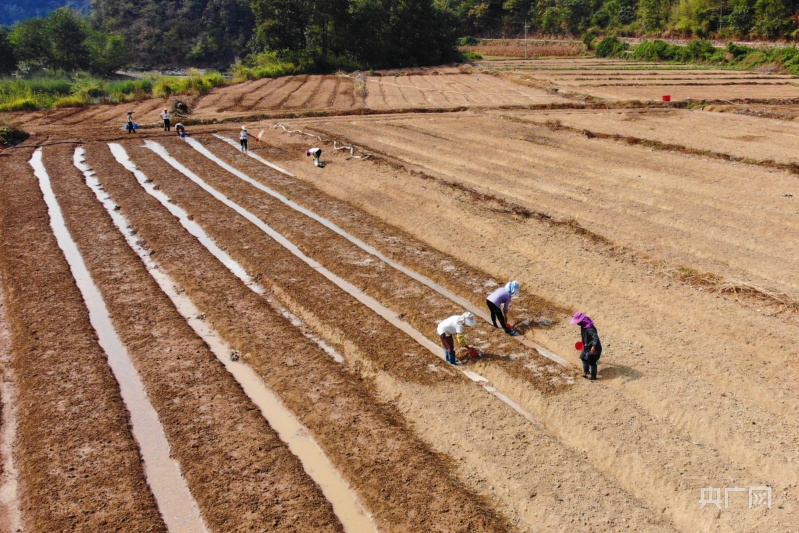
[1,59,797,532]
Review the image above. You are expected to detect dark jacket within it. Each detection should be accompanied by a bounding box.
[580,325,602,363]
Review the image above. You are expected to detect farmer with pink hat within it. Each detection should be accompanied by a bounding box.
[306,147,323,167]
[570,311,602,380]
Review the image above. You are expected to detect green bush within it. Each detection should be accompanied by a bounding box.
[582,29,599,50]
[0,97,40,112]
[71,73,105,98]
[53,94,89,108]
[685,39,715,61]
[726,42,754,59]
[632,40,674,61]
[107,78,154,99]
[152,70,226,97]
[458,36,479,46]
[462,51,482,61]
[595,36,629,57]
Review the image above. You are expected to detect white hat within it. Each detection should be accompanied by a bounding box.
[241,126,247,130]
[459,311,477,327]
[506,280,519,295]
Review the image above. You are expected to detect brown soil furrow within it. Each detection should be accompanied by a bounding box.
[48,143,343,532]
[423,116,799,279]
[132,137,678,531]
[314,118,799,314]
[91,97,167,126]
[338,75,361,108]
[514,108,799,167]
[365,77,388,106]
[89,140,510,532]
[259,123,799,515]
[285,75,326,108]
[394,78,425,107]
[0,244,20,531]
[33,106,93,126]
[0,150,165,531]
[162,137,570,392]
[377,77,408,106]
[233,77,279,111]
[182,135,791,530]
[475,75,552,105]
[230,77,288,113]
[268,76,308,110]
[321,118,799,294]
[323,77,340,107]
[407,76,447,106]
[580,81,794,87]
[214,80,259,113]
[59,105,110,126]
[192,85,229,112]
[446,77,508,106]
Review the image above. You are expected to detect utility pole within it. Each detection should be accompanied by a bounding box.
[524,22,529,59]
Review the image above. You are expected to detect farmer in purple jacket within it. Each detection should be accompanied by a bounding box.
[486,281,520,336]
[571,311,602,380]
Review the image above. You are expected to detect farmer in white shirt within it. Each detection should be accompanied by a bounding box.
[436,312,478,365]
[160,108,171,131]
[240,126,256,152]
[306,147,323,167]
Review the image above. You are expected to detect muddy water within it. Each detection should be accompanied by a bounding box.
[107,144,344,364]
[95,146,371,532]
[205,135,569,367]
[31,148,208,533]
[146,140,544,426]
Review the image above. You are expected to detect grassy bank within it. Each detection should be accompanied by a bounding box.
[596,36,799,74]
[0,69,227,112]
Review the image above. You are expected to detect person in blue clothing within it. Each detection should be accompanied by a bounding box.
[570,311,602,380]
[486,281,520,335]
[126,111,136,134]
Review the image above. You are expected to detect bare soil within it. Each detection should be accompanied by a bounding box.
[1,58,798,532]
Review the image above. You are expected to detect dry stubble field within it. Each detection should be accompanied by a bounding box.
[0,58,798,532]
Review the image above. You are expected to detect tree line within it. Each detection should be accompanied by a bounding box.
[3,0,799,75]
[0,7,126,75]
[454,0,799,40]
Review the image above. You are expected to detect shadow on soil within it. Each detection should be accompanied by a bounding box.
[598,361,643,383]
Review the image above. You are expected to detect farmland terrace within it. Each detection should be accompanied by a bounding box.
[1,58,797,532]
